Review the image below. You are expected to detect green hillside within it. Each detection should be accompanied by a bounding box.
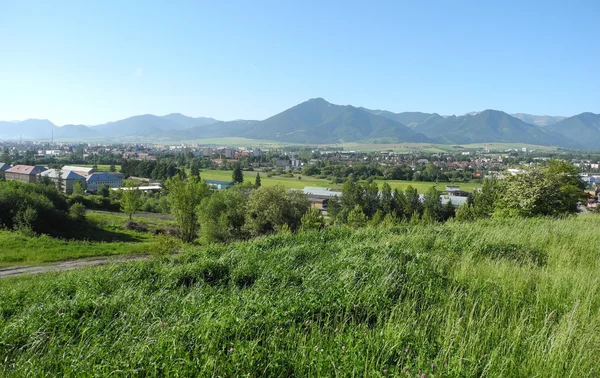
[1,216,599,376]
[546,112,600,149]
[415,110,578,147]
[241,98,431,144]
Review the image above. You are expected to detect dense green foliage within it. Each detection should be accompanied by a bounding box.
[0,216,599,376]
[458,160,586,219]
[0,180,70,235]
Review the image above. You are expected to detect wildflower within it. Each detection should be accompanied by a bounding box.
[354,304,359,309]
[405,348,409,354]
[342,346,345,350]
[229,347,234,353]
[403,367,409,372]
[335,328,340,332]
[382,369,387,375]
[421,374,427,378]
[431,363,436,370]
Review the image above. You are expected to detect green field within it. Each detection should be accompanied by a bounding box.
[78,164,121,172]
[200,169,480,192]
[0,211,174,267]
[0,216,598,376]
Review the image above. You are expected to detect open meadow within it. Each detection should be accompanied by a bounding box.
[0,216,598,376]
[200,169,481,192]
[0,211,174,267]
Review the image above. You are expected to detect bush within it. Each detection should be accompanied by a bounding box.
[69,203,86,221]
[152,233,182,257]
[154,226,180,237]
[123,221,148,232]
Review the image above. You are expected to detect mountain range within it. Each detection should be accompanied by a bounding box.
[1,99,599,149]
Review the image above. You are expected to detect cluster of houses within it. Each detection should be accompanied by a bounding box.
[0,163,122,194]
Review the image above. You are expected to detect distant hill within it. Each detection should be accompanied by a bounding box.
[413,110,579,148]
[511,113,567,127]
[160,113,219,129]
[241,98,431,144]
[361,109,445,129]
[546,113,600,149]
[0,100,597,149]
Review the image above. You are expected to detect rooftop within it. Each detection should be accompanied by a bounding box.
[5,165,46,175]
[41,169,85,180]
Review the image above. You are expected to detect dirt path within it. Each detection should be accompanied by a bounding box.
[0,254,150,278]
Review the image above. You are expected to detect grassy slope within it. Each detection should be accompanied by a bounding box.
[201,169,480,192]
[0,211,174,267]
[0,216,599,376]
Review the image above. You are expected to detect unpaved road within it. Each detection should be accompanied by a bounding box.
[0,254,149,278]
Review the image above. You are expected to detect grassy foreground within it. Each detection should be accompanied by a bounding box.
[200,169,480,192]
[1,216,599,376]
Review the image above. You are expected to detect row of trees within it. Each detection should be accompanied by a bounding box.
[328,180,455,227]
[163,177,311,243]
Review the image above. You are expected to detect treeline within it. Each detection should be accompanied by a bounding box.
[120,159,179,180]
[300,161,473,183]
[328,180,456,227]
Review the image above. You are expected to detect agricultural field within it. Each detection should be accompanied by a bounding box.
[78,164,121,172]
[0,216,598,376]
[200,169,480,193]
[0,211,174,267]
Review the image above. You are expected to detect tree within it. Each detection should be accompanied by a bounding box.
[422,187,442,221]
[441,199,456,221]
[198,186,248,243]
[232,164,244,184]
[455,203,476,222]
[254,172,262,188]
[300,207,325,231]
[244,186,309,236]
[347,205,367,228]
[98,184,110,198]
[404,185,421,220]
[1,148,10,164]
[109,164,116,172]
[190,159,200,177]
[57,170,64,193]
[380,183,393,215]
[72,181,85,196]
[69,202,86,221]
[120,181,143,220]
[495,161,585,217]
[472,178,503,218]
[165,175,211,242]
[362,182,380,218]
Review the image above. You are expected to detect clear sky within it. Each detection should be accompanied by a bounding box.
[1,0,598,125]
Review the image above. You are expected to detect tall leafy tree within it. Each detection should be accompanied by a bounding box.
[120,181,143,220]
[165,176,211,242]
[244,185,309,236]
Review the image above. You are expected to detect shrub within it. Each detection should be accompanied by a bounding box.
[123,221,148,232]
[152,233,182,257]
[69,203,86,221]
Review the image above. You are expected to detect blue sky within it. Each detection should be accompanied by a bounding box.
[1,0,598,125]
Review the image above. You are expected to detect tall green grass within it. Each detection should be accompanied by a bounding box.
[0,216,599,376]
